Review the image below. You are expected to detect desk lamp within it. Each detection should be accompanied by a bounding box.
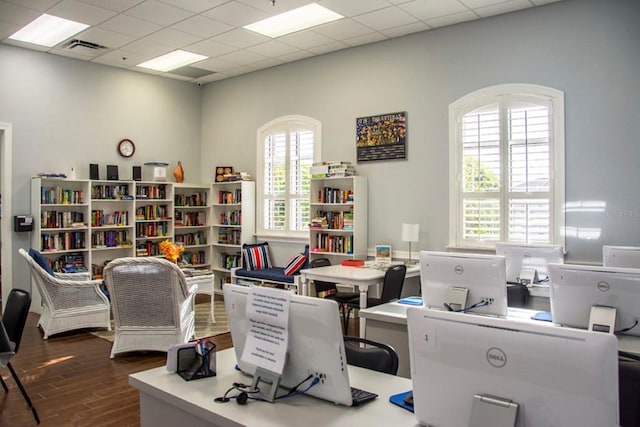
[401,224,420,265]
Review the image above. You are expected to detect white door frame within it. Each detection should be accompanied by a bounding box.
[0,123,13,312]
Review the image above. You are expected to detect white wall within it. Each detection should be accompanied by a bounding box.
[201,0,640,264]
[0,45,203,292]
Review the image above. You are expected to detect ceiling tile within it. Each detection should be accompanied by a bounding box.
[0,1,41,27]
[249,57,283,71]
[99,13,162,38]
[382,21,430,37]
[170,14,233,38]
[353,6,419,31]
[307,40,349,55]
[531,0,562,4]
[425,10,478,27]
[318,0,392,17]
[202,1,268,27]
[399,0,468,20]
[47,0,117,25]
[278,30,335,50]
[0,20,20,38]
[277,49,314,63]
[219,49,268,66]
[74,26,136,48]
[185,38,236,57]
[145,27,202,48]
[91,48,148,67]
[211,28,269,49]
[191,57,240,72]
[76,0,145,13]
[120,37,172,56]
[343,32,388,47]
[4,0,59,12]
[459,0,510,7]
[125,0,194,26]
[314,18,375,40]
[474,0,534,18]
[236,0,311,14]
[158,0,226,14]
[246,40,300,57]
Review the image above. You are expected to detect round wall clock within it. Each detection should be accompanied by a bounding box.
[118,138,135,158]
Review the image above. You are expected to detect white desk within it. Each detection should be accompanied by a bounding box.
[360,301,640,378]
[129,348,418,427]
[299,264,420,337]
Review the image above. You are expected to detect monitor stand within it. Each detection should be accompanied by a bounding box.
[588,305,616,334]
[250,367,282,403]
[469,394,518,427]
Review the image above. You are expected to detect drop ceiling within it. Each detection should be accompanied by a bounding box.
[0,0,561,84]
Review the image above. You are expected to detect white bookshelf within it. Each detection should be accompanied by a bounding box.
[309,176,367,266]
[174,183,212,272]
[211,181,255,294]
[134,181,174,258]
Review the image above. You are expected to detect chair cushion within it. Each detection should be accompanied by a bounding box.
[235,267,295,284]
[29,248,55,276]
[242,242,272,271]
[284,253,307,276]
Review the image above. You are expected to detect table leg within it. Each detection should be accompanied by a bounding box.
[358,285,367,339]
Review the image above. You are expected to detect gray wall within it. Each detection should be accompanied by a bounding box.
[0,45,203,290]
[202,0,640,264]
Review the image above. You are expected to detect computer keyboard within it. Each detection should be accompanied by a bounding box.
[350,386,378,406]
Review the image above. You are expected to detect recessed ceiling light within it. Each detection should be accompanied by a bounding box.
[244,3,343,38]
[9,14,90,48]
[137,50,209,72]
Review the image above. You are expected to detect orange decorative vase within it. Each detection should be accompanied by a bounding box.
[173,161,184,183]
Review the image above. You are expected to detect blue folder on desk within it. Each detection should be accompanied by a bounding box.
[397,296,423,306]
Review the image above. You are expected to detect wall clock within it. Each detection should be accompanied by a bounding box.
[118,138,135,158]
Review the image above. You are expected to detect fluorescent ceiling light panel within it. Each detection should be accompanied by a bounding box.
[137,50,209,72]
[244,3,343,38]
[9,14,90,47]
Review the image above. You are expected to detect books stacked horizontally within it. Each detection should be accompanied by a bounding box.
[309,216,329,229]
[328,161,356,177]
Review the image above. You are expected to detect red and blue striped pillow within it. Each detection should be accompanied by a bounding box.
[284,253,307,276]
[243,243,272,271]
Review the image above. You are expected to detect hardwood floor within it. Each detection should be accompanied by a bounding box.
[0,312,232,427]
[0,303,359,427]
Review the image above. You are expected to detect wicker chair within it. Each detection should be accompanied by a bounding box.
[103,257,196,359]
[19,248,111,339]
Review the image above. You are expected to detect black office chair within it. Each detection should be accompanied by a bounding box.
[619,353,640,427]
[310,257,359,312]
[343,336,399,376]
[343,264,407,335]
[0,289,40,424]
[506,283,529,308]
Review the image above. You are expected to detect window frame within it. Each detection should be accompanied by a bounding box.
[256,115,321,239]
[448,84,565,250]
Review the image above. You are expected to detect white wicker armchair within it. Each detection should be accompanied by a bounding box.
[103,257,196,359]
[19,248,111,339]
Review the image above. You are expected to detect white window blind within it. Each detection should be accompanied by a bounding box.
[450,85,565,249]
[258,116,320,237]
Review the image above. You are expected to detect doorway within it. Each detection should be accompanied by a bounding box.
[0,122,13,312]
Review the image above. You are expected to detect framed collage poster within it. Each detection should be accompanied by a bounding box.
[356,111,407,162]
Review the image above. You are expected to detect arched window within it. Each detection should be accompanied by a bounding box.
[449,84,565,249]
[256,115,321,237]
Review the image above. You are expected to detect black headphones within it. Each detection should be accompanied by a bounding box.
[214,382,261,405]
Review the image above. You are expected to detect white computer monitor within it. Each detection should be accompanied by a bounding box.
[407,307,619,427]
[494,242,564,284]
[548,263,640,336]
[223,284,353,406]
[419,251,508,317]
[603,245,640,268]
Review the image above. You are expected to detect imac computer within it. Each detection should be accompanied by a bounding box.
[603,245,640,268]
[223,284,366,407]
[407,307,619,427]
[494,242,564,285]
[419,251,508,317]
[548,263,640,336]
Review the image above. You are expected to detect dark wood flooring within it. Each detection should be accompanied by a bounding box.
[0,304,358,427]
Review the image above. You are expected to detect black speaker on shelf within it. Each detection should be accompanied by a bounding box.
[133,166,142,181]
[106,165,119,181]
[89,163,99,180]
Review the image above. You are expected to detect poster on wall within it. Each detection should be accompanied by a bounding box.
[356,111,407,162]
